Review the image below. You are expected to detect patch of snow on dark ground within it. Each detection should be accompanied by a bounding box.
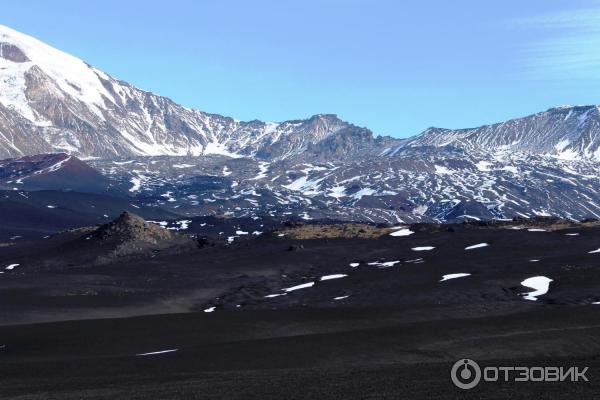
[465,243,488,250]
[411,246,435,251]
[320,274,347,281]
[521,276,553,301]
[440,273,471,282]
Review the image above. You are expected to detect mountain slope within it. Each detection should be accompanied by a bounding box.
[1,25,599,224]
[402,105,600,161]
[0,153,116,193]
[86,150,600,223]
[0,25,397,161]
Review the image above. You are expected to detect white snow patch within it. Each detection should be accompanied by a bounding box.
[299,212,313,221]
[283,282,315,292]
[520,276,552,301]
[129,177,142,192]
[161,191,176,203]
[352,188,376,200]
[368,260,401,268]
[475,161,492,172]
[389,228,414,237]
[465,243,489,250]
[434,165,453,175]
[320,274,348,281]
[555,139,570,152]
[172,163,194,169]
[327,185,346,199]
[411,246,435,251]
[136,349,178,356]
[203,142,242,158]
[167,220,191,231]
[440,273,471,282]
[250,162,270,180]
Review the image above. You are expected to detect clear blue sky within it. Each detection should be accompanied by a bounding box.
[3,0,600,137]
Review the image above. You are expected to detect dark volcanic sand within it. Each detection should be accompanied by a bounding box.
[0,222,599,398]
[2,307,600,399]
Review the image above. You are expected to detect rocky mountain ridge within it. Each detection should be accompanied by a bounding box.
[3,25,600,164]
[398,105,600,162]
[0,25,399,161]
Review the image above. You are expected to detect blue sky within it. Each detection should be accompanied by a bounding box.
[3,0,600,137]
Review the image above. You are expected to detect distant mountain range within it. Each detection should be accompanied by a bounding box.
[402,105,600,162]
[0,24,599,225]
[2,24,600,162]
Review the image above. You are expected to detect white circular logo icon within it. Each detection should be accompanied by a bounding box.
[451,358,481,389]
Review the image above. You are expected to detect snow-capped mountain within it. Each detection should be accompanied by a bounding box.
[0,25,397,160]
[0,25,599,224]
[2,24,600,164]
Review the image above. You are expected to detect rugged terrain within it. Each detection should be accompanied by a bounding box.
[1,25,600,224]
[2,149,599,226]
[1,215,600,398]
[1,24,599,163]
[1,24,600,399]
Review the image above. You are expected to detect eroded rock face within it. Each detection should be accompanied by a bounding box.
[0,42,29,62]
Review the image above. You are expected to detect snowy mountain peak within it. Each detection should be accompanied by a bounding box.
[0,25,397,161]
[0,24,114,120]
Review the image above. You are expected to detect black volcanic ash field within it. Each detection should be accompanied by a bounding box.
[1,218,600,399]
